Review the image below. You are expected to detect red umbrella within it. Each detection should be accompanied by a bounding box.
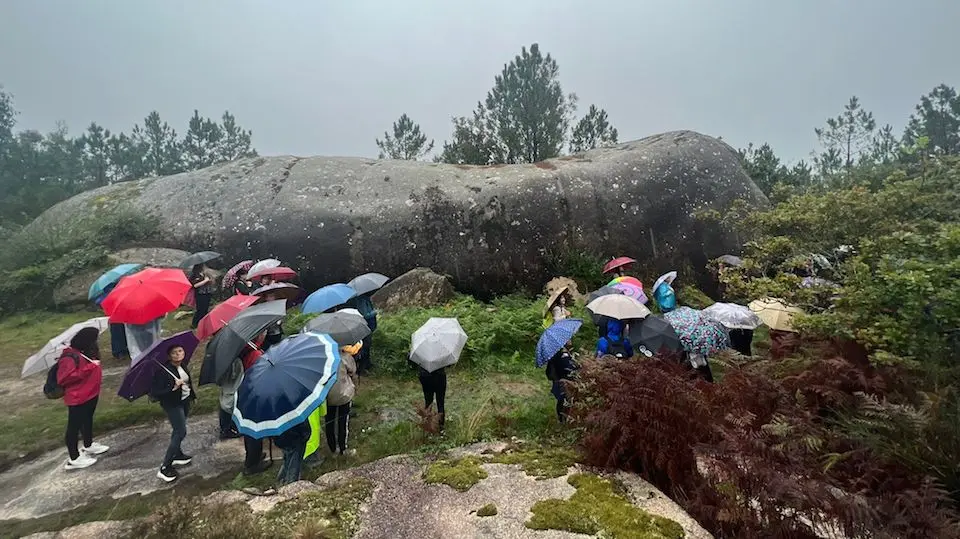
[101,268,192,324]
[195,294,261,340]
[602,256,637,274]
[247,266,298,282]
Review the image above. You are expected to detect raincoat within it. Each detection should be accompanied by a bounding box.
[596,319,634,358]
[56,347,103,406]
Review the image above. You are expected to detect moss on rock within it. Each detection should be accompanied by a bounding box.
[260,479,373,539]
[526,473,685,539]
[475,503,498,517]
[488,447,578,479]
[422,457,488,492]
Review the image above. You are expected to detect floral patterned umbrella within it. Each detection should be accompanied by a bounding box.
[663,307,730,358]
[222,260,253,290]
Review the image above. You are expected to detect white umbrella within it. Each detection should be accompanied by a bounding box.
[651,271,678,295]
[247,258,281,279]
[410,318,468,373]
[702,302,762,330]
[21,317,110,378]
[586,294,651,320]
[347,272,390,296]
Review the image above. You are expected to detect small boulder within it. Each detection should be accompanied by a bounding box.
[543,276,583,303]
[372,267,455,312]
[202,489,253,507]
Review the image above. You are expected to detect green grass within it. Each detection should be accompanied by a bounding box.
[423,457,489,492]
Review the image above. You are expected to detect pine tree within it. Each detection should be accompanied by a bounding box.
[902,84,960,155]
[79,122,111,187]
[436,103,506,165]
[814,96,876,172]
[183,110,222,170]
[217,111,256,161]
[140,111,183,177]
[570,105,618,153]
[375,113,434,160]
[869,124,900,164]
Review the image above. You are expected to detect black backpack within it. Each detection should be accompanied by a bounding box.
[43,352,80,400]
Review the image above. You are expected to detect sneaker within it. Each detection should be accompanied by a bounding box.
[82,442,109,456]
[172,452,192,466]
[64,454,97,470]
[339,449,357,457]
[157,465,178,482]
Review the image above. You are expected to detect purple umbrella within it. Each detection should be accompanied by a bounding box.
[118,331,200,401]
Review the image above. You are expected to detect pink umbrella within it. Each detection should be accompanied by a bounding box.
[612,282,648,304]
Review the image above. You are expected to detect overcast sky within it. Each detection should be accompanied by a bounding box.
[1,0,957,164]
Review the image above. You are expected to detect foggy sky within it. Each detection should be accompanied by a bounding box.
[1,0,958,165]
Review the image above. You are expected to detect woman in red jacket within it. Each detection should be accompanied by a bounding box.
[57,327,108,470]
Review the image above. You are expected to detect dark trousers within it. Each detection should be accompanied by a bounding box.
[419,370,447,429]
[65,396,98,460]
[325,403,352,453]
[695,364,715,383]
[262,332,283,352]
[109,323,128,359]
[277,441,306,484]
[243,435,264,469]
[356,334,373,373]
[218,409,237,436]
[162,400,190,467]
[551,381,569,422]
[191,293,212,329]
[729,329,754,356]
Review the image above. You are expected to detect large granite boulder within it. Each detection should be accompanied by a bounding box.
[24,131,767,297]
[372,267,455,312]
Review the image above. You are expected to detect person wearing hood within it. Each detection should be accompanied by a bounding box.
[57,327,109,470]
[596,319,634,359]
[150,344,197,483]
[325,341,360,457]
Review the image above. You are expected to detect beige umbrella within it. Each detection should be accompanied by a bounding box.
[748,298,805,332]
[543,285,570,316]
[586,294,651,320]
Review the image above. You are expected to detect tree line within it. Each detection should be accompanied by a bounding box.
[375,43,619,164]
[739,84,960,199]
[0,93,257,226]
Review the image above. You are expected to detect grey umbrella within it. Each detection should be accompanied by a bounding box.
[304,311,371,345]
[198,299,287,385]
[348,272,390,296]
[717,254,743,267]
[180,251,221,270]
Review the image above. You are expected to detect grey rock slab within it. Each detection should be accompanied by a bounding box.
[0,414,245,521]
[21,520,133,539]
[24,131,767,297]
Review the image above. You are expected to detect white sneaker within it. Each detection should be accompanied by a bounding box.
[82,442,109,456]
[64,454,97,470]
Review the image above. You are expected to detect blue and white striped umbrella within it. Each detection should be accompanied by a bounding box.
[233,331,341,439]
[535,318,583,367]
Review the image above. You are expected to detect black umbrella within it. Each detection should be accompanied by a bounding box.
[628,315,683,355]
[347,272,390,296]
[180,251,221,270]
[588,286,624,335]
[198,299,287,385]
[304,311,371,345]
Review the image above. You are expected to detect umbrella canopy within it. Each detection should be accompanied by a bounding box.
[222,260,254,290]
[88,264,143,301]
[602,256,636,274]
[21,317,110,378]
[198,299,287,385]
[247,266,298,282]
[703,302,762,330]
[586,286,624,326]
[586,294,651,320]
[610,282,649,305]
[718,255,744,267]
[101,268,192,325]
[348,272,390,296]
[118,331,199,401]
[410,317,468,373]
[304,311,372,345]
[251,282,301,301]
[248,258,282,278]
[196,294,261,340]
[608,276,643,289]
[628,315,683,355]
[233,331,341,439]
[535,318,582,368]
[748,298,805,333]
[302,283,357,314]
[651,271,678,295]
[543,285,570,316]
[179,251,221,270]
[664,307,730,358]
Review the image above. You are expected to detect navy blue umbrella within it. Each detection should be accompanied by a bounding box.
[535,318,583,367]
[302,284,358,314]
[232,331,341,439]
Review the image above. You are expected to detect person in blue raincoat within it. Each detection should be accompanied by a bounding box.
[652,272,678,313]
[596,319,634,359]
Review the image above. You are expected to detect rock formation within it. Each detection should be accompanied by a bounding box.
[24,131,767,297]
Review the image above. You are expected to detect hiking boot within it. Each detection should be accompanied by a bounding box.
[64,454,97,470]
[157,465,178,482]
[172,452,192,466]
[82,442,109,456]
[219,429,241,440]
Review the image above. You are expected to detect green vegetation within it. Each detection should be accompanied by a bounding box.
[475,503,498,517]
[422,457,489,492]
[526,473,684,539]
[489,446,578,479]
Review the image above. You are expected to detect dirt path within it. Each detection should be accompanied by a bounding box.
[0,414,244,521]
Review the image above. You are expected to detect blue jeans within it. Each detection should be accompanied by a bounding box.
[277,442,305,484]
[162,400,190,467]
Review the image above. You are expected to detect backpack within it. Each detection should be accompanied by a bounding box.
[43,352,80,400]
